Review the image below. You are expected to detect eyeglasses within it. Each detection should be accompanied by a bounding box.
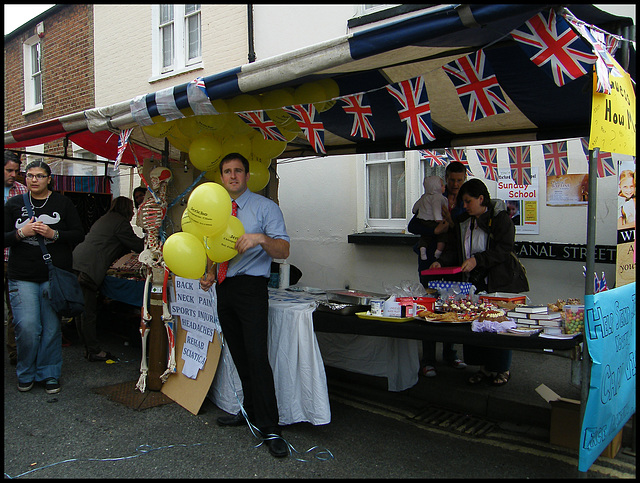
[25,173,49,180]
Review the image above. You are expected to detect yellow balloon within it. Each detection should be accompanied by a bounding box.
[143,120,174,138]
[162,232,208,280]
[251,135,287,160]
[294,82,326,107]
[247,159,270,192]
[166,126,192,152]
[189,135,223,172]
[316,78,340,112]
[180,208,206,245]
[176,117,205,140]
[254,156,272,168]
[204,169,223,184]
[187,182,231,236]
[261,89,302,134]
[194,114,227,133]
[204,216,245,263]
[221,134,252,160]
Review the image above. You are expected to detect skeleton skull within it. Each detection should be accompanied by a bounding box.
[149,167,172,190]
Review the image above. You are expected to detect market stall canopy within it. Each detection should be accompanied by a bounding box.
[4,4,635,165]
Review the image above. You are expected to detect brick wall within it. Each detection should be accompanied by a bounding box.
[4,4,94,156]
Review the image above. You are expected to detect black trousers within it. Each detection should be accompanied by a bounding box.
[215,275,279,432]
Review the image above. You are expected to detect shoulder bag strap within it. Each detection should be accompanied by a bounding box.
[22,193,53,266]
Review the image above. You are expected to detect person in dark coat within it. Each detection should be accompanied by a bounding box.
[430,178,529,386]
[73,196,144,361]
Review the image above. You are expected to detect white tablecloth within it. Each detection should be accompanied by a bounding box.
[208,289,331,426]
[207,288,421,425]
[315,333,420,392]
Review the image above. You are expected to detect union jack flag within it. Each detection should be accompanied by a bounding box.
[476,148,499,181]
[445,148,473,176]
[115,128,133,170]
[386,76,436,148]
[236,110,287,142]
[340,93,376,140]
[542,141,569,176]
[510,9,597,87]
[194,77,207,96]
[508,145,532,185]
[418,149,449,167]
[598,271,609,292]
[442,49,510,122]
[283,104,326,154]
[580,138,616,178]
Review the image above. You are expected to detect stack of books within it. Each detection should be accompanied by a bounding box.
[507,305,564,335]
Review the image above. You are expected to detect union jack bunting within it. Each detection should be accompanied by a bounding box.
[236,110,287,142]
[418,149,449,167]
[115,128,133,170]
[386,76,436,148]
[510,9,597,87]
[580,138,616,177]
[442,49,510,122]
[340,93,376,140]
[563,16,621,94]
[445,148,473,176]
[283,104,326,154]
[476,148,499,181]
[542,141,569,176]
[195,77,207,96]
[508,145,532,185]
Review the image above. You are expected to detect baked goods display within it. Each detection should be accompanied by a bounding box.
[476,308,508,322]
[417,310,476,323]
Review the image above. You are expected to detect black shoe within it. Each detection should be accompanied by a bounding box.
[265,435,288,458]
[87,351,117,362]
[17,380,34,392]
[44,378,61,394]
[216,412,246,427]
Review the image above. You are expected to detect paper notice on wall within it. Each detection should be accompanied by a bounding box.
[171,275,220,379]
[497,168,539,234]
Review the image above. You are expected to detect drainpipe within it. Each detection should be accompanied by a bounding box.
[247,4,256,63]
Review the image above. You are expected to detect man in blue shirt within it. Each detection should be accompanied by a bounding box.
[200,152,290,458]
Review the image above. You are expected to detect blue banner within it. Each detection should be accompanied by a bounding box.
[579,283,636,472]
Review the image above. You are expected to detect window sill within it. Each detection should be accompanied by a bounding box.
[149,63,204,84]
[22,104,43,116]
[348,232,419,246]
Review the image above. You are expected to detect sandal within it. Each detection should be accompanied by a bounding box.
[468,370,490,385]
[490,371,511,386]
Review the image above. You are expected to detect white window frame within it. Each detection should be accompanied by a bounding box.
[364,151,408,232]
[150,4,203,82]
[22,35,43,115]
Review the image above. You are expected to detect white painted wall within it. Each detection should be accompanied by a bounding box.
[93,4,248,107]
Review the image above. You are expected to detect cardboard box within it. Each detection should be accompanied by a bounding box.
[535,384,622,458]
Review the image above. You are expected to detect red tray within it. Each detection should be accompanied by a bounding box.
[420,266,462,276]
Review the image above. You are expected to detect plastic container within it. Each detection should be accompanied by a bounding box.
[563,305,585,334]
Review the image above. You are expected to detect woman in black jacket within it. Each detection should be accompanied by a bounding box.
[430,178,529,386]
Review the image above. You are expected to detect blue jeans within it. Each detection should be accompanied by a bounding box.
[8,279,62,383]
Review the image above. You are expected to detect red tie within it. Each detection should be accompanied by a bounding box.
[217,200,238,284]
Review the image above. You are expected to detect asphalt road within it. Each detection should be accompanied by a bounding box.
[4,322,636,479]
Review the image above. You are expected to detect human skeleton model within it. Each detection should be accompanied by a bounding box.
[135,167,176,392]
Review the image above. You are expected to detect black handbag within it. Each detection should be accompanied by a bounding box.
[22,194,85,317]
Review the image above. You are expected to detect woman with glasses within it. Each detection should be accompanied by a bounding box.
[4,160,84,394]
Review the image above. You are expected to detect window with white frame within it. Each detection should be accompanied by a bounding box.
[22,36,43,114]
[151,4,202,80]
[365,151,407,231]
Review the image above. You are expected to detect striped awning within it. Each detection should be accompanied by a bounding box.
[4,4,635,163]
